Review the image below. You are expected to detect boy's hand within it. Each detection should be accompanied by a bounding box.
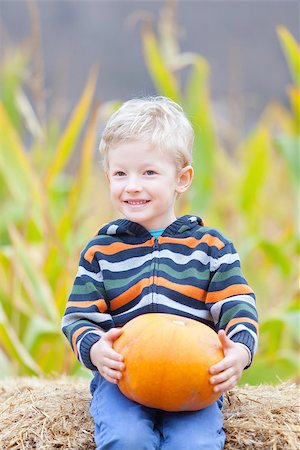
[209,330,250,395]
[90,328,125,384]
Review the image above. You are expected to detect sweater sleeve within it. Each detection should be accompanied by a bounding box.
[205,241,259,366]
[61,243,114,370]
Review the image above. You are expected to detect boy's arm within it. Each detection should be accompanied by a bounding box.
[205,240,258,393]
[206,241,259,367]
[62,245,114,371]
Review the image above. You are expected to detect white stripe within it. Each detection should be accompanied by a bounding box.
[227,324,258,354]
[77,265,103,282]
[99,252,156,272]
[155,295,212,321]
[159,249,212,266]
[210,295,256,323]
[98,248,239,273]
[112,293,213,323]
[112,293,153,318]
[106,224,119,235]
[210,252,240,271]
[159,249,239,270]
[99,249,212,272]
[62,312,112,328]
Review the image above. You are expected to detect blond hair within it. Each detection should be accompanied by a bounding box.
[99,96,194,171]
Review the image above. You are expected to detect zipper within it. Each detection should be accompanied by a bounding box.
[151,237,159,312]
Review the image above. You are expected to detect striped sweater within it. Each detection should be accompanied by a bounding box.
[62,215,258,371]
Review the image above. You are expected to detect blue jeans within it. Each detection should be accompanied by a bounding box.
[90,372,225,450]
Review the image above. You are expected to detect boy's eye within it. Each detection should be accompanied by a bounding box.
[145,170,156,175]
[114,171,126,176]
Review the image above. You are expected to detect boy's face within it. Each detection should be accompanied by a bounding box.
[106,141,193,230]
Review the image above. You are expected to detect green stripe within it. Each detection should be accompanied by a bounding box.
[105,264,153,291]
[212,267,242,283]
[71,281,106,297]
[178,225,191,233]
[219,304,256,328]
[64,323,73,340]
[65,320,99,340]
[159,263,210,281]
[105,263,210,291]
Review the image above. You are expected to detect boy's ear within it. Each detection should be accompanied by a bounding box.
[105,172,110,184]
[175,165,194,194]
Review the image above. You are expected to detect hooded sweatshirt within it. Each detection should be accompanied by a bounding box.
[62,215,258,371]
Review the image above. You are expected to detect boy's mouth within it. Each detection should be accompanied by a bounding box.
[124,200,150,206]
[124,200,150,208]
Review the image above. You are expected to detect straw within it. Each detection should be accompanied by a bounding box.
[0,378,299,449]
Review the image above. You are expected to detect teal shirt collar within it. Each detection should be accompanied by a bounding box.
[149,228,165,238]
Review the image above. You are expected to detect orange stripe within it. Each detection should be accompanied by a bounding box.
[84,238,153,262]
[155,276,206,301]
[71,326,90,358]
[160,235,224,250]
[206,284,254,303]
[110,276,207,310]
[199,234,225,250]
[225,317,259,333]
[110,277,152,310]
[67,299,107,313]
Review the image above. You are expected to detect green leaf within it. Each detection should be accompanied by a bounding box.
[142,25,181,101]
[0,303,43,375]
[259,240,292,276]
[184,56,215,210]
[23,315,58,352]
[260,318,285,356]
[45,67,98,187]
[274,134,300,189]
[57,103,99,239]
[287,86,300,132]
[0,103,45,234]
[0,350,13,378]
[241,353,299,385]
[9,226,60,323]
[0,50,28,131]
[277,26,300,87]
[282,309,300,344]
[239,127,270,213]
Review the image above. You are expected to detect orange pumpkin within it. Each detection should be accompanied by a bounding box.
[113,313,224,412]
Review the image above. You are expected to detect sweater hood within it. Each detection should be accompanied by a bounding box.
[97,215,204,238]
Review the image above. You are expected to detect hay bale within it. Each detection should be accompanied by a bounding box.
[223,384,300,450]
[0,377,94,450]
[0,378,299,449]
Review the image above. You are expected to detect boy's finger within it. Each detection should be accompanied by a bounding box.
[104,327,124,343]
[210,367,234,385]
[105,357,125,371]
[102,373,119,384]
[209,357,231,375]
[105,348,124,362]
[218,330,234,350]
[102,366,123,381]
[212,375,237,394]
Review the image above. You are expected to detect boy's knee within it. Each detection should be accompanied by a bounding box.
[95,423,159,450]
[162,429,225,450]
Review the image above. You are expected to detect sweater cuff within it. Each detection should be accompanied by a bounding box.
[80,332,102,371]
[230,331,255,368]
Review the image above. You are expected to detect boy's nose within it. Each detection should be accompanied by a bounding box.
[125,178,142,193]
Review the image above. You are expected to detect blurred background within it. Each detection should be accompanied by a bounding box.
[1,1,298,129]
[0,0,299,384]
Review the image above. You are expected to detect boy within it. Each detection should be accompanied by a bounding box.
[62,96,258,449]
